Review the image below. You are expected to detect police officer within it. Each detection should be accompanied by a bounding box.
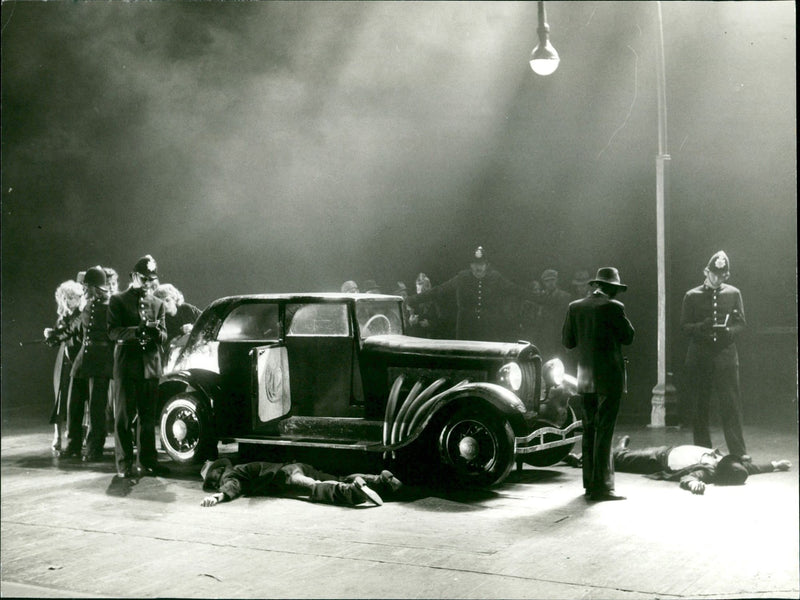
[62,266,115,461]
[408,246,533,341]
[108,255,168,478]
[680,250,747,457]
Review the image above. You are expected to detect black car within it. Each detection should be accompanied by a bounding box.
[158,293,581,487]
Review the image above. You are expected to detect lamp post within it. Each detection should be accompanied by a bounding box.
[530,1,559,76]
[649,1,676,427]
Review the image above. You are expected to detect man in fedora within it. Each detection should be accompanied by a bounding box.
[680,250,747,457]
[562,267,635,501]
[199,458,402,508]
[107,255,168,478]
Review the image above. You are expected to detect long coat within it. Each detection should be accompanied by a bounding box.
[561,290,635,396]
[107,287,167,380]
[71,296,114,379]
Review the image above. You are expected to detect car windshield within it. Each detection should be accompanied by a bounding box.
[356,299,404,339]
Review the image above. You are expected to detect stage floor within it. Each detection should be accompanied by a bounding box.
[1,416,798,599]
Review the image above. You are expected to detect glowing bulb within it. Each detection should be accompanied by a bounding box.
[530,41,560,76]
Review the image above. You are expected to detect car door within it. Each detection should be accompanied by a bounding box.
[284,301,361,418]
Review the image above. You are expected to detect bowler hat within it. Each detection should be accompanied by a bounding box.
[362,279,381,293]
[133,255,159,280]
[706,250,730,276]
[589,267,628,291]
[84,265,108,290]
[201,458,232,491]
[715,454,748,486]
[541,269,559,282]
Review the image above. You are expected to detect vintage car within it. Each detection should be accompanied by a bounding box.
[158,293,582,487]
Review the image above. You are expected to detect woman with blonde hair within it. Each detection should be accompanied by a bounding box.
[44,279,85,454]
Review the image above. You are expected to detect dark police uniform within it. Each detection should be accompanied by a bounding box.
[562,268,634,498]
[66,269,115,459]
[107,256,167,476]
[680,251,747,457]
[408,247,533,342]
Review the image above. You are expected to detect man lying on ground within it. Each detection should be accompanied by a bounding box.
[200,458,402,507]
[564,435,790,495]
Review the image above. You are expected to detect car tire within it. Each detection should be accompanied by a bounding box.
[522,406,579,468]
[437,405,515,487]
[159,393,215,464]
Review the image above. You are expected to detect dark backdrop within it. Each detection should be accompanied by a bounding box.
[2,1,796,426]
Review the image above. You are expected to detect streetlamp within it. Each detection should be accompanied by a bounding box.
[530,1,559,76]
[649,0,676,428]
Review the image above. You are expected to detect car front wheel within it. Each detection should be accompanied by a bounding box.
[159,393,215,463]
[437,406,515,487]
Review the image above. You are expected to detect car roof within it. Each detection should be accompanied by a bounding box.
[209,292,402,306]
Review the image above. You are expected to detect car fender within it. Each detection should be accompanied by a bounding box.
[159,369,219,411]
[386,380,527,449]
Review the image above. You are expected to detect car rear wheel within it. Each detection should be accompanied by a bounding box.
[159,393,216,463]
[437,406,515,487]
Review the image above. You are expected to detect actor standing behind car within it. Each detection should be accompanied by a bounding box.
[107,255,168,478]
[407,246,534,342]
[64,266,115,462]
[562,267,634,501]
[680,250,747,457]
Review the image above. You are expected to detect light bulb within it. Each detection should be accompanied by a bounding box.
[530,41,560,76]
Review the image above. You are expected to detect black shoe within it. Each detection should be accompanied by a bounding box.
[59,447,82,459]
[118,465,135,479]
[617,435,630,451]
[137,463,171,477]
[589,491,626,502]
[564,453,583,468]
[83,451,103,462]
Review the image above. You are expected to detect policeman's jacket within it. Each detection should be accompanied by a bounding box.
[71,296,114,379]
[107,287,167,380]
[561,290,635,396]
[680,282,745,365]
[409,268,534,342]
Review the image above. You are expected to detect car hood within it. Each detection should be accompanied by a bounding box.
[363,334,536,361]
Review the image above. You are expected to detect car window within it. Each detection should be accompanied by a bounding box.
[217,302,280,341]
[287,303,350,337]
[356,300,404,338]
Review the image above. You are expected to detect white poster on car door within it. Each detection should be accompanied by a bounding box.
[256,345,291,422]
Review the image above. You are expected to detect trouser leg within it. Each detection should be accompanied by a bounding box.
[66,377,88,452]
[613,446,671,474]
[593,393,621,493]
[86,378,110,454]
[114,377,136,472]
[581,393,598,493]
[136,379,159,467]
[688,363,713,449]
[715,363,747,456]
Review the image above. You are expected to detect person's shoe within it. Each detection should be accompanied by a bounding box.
[351,476,383,506]
[51,442,62,456]
[83,451,103,462]
[118,465,135,479]
[589,491,626,502]
[378,470,403,494]
[564,453,582,468]
[136,463,171,477]
[58,446,82,459]
[617,435,631,450]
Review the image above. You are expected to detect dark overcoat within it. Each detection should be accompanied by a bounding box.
[107,287,167,380]
[561,290,635,396]
[71,297,114,379]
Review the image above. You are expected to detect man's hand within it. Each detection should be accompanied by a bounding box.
[181,324,193,334]
[772,460,791,471]
[201,493,224,507]
[687,481,705,495]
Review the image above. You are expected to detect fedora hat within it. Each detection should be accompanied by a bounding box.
[589,267,627,291]
[201,458,232,491]
[715,454,748,486]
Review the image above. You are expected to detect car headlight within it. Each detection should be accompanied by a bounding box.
[542,358,565,388]
[498,362,523,392]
